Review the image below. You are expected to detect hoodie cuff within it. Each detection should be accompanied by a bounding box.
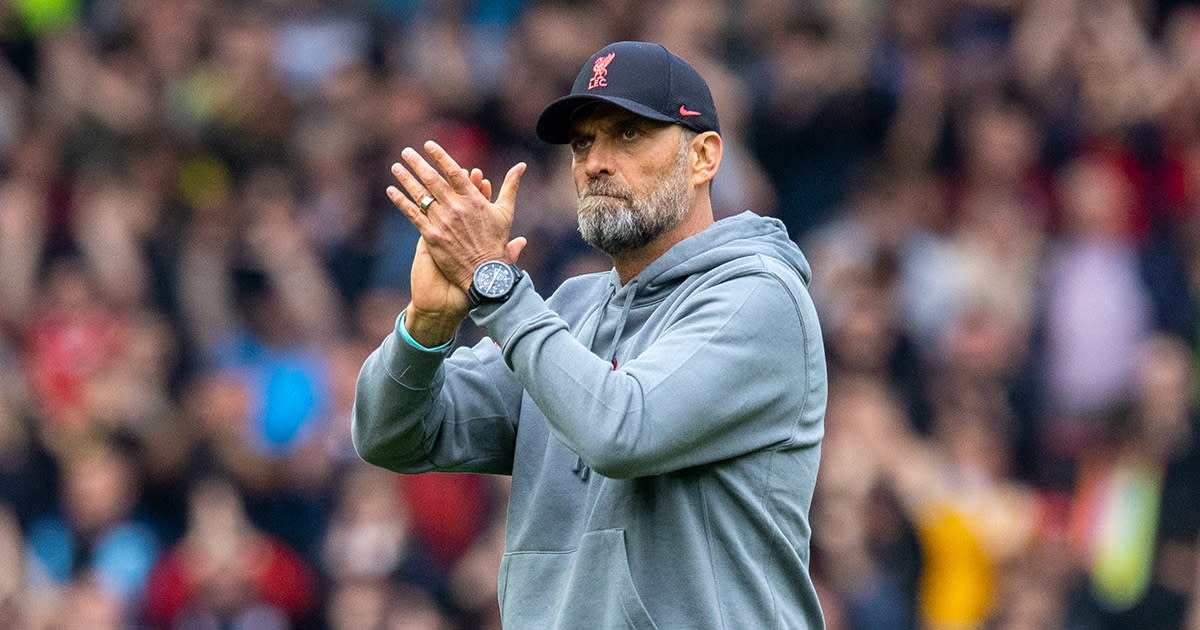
[384,311,452,389]
[397,311,455,352]
[469,279,550,358]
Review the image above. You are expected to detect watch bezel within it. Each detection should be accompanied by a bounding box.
[474,260,515,298]
[468,260,522,308]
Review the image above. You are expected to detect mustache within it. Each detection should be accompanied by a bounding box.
[580,179,632,202]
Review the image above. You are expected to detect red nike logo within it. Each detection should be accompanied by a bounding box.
[679,104,702,116]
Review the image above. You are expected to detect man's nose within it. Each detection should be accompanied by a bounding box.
[584,139,614,178]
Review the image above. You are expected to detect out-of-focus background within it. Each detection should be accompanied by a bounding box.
[0,0,1198,628]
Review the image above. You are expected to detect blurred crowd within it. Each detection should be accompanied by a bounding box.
[0,0,1199,628]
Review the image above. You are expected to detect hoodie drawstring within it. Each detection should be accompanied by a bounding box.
[605,280,637,364]
[574,279,638,481]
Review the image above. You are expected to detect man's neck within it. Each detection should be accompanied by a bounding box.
[612,203,714,285]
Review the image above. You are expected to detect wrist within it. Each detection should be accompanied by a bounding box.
[402,307,462,349]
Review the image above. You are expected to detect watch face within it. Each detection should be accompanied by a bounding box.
[474,261,516,299]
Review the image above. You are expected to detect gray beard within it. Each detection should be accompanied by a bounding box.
[576,144,691,256]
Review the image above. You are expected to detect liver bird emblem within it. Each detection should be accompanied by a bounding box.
[588,53,616,89]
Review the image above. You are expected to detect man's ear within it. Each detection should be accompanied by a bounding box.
[690,131,723,187]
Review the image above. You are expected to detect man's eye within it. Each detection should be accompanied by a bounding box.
[621,127,639,140]
[571,138,592,151]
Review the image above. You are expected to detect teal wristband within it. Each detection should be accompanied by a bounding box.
[397,312,454,352]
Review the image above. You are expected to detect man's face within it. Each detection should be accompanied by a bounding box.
[568,104,694,256]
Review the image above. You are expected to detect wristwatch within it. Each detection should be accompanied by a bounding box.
[467,260,523,309]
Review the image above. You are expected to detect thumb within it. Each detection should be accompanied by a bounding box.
[506,236,528,264]
[495,162,527,217]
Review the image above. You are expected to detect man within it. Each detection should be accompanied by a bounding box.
[353,41,827,629]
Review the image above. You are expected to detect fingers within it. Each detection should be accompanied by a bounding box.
[401,147,459,202]
[495,162,527,217]
[423,141,476,197]
[506,236,528,264]
[469,168,493,201]
[385,181,429,229]
[391,143,522,228]
[389,162,436,219]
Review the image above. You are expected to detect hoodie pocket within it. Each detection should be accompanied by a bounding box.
[500,529,658,630]
[497,553,510,613]
[566,529,658,630]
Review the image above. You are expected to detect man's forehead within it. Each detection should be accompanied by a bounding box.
[567,103,673,135]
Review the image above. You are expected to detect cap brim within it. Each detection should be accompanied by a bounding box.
[536,94,676,144]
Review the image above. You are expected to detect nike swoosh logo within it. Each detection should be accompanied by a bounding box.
[679,105,702,116]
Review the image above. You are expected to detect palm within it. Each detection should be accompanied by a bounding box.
[411,236,468,318]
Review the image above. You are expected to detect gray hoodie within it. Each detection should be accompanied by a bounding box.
[352,211,827,629]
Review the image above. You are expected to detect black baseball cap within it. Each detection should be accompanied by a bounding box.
[536,41,720,144]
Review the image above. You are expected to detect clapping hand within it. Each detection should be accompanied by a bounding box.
[386,142,527,346]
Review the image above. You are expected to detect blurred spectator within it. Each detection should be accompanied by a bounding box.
[25,438,159,613]
[843,374,1040,629]
[1069,334,1199,630]
[270,1,371,101]
[1037,153,1155,487]
[143,476,316,629]
[944,98,1049,341]
[805,211,933,428]
[815,375,921,630]
[322,465,440,593]
[0,389,57,528]
[639,0,778,219]
[22,257,126,432]
[396,473,495,577]
[747,9,894,237]
[178,165,341,475]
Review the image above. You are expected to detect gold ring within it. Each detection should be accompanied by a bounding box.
[418,195,436,213]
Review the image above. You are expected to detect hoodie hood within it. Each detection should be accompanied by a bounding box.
[584,211,811,369]
[613,211,812,302]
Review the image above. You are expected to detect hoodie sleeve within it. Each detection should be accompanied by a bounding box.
[351,313,522,475]
[473,259,826,479]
